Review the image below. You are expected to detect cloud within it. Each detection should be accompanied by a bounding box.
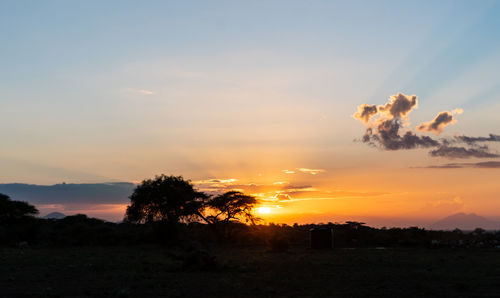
[126,88,155,95]
[193,177,328,203]
[476,161,500,168]
[282,168,326,175]
[378,93,418,118]
[419,161,500,169]
[356,93,438,150]
[282,185,315,193]
[296,168,326,175]
[419,163,466,169]
[272,181,289,186]
[455,134,500,144]
[417,108,463,134]
[353,104,378,123]
[429,146,499,159]
[193,178,248,194]
[138,89,154,95]
[363,119,439,150]
[354,92,500,159]
[194,179,314,196]
[274,193,292,201]
[196,178,237,184]
[0,182,135,205]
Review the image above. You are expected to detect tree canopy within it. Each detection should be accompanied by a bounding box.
[205,191,259,225]
[0,193,39,221]
[124,175,208,224]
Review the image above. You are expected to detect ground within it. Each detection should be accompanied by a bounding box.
[1,246,500,297]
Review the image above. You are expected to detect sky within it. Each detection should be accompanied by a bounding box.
[1,0,500,226]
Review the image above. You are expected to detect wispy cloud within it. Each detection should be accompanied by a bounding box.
[455,134,500,144]
[272,181,288,185]
[296,168,326,175]
[416,161,500,169]
[192,178,240,193]
[192,177,382,204]
[126,88,155,95]
[283,168,326,175]
[429,146,499,158]
[273,193,292,201]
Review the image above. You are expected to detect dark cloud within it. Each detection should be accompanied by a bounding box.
[282,185,313,191]
[0,183,135,205]
[475,161,500,168]
[357,93,438,151]
[354,93,500,159]
[417,109,462,134]
[353,104,378,123]
[456,134,500,144]
[378,93,418,118]
[422,163,466,169]
[363,118,439,150]
[353,93,418,125]
[418,161,500,169]
[429,146,500,159]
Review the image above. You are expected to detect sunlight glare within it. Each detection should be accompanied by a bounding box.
[257,207,271,214]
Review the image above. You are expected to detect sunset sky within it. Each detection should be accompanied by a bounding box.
[1,1,500,226]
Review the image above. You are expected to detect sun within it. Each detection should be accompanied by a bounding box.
[257,207,271,214]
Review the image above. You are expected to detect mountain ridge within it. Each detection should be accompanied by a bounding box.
[430,212,500,230]
[43,212,67,219]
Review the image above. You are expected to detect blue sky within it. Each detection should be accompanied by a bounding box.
[1,1,500,224]
[1,0,499,179]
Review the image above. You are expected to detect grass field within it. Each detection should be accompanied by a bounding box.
[1,246,500,297]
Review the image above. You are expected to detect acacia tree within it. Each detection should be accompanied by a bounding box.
[124,175,208,224]
[0,193,38,222]
[205,191,259,225]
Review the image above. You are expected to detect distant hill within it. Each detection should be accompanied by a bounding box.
[430,213,500,230]
[43,212,67,219]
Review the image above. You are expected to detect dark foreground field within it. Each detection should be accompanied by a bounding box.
[1,246,500,297]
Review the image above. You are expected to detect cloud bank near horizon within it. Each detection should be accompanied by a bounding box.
[354,93,500,159]
[416,161,500,169]
[0,182,137,221]
[0,179,390,222]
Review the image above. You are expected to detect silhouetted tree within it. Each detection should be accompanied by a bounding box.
[345,221,366,229]
[0,193,38,221]
[124,175,208,224]
[473,228,486,235]
[0,193,39,244]
[205,191,259,225]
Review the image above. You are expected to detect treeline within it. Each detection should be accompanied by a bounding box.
[1,175,500,250]
[2,213,500,250]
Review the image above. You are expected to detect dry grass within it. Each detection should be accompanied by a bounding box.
[1,246,500,297]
